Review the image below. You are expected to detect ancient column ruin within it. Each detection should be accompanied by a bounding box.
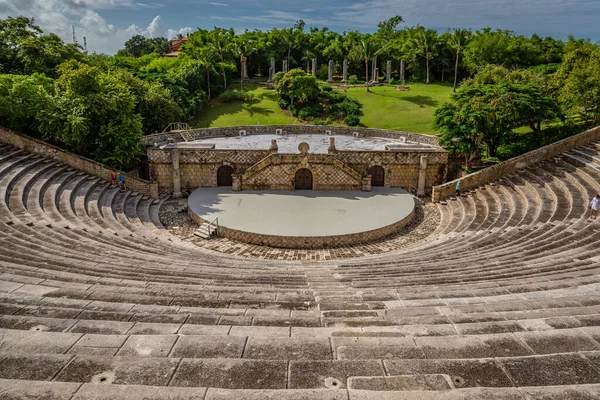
[311,58,317,77]
[327,60,334,83]
[386,60,392,82]
[267,57,275,82]
[342,59,348,82]
[400,59,405,83]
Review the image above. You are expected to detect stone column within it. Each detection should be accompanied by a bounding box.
[386,60,392,82]
[327,137,336,154]
[268,57,275,82]
[269,139,278,154]
[311,58,317,77]
[400,59,405,83]
[232,174,241,191]
[283,60,288,74]
[171,149,181,197]
[362,176,372,192]
[373,68,379,84]
[327,60,334,83]
[242,56,249,79]
[417,155,428,197]
[342,59,348,82]
[372,56,377,82]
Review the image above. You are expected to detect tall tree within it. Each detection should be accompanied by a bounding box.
[412,26,439,84]
[230,37,256,90]
[209,28,232,88]
[448,29,471,92]
[354,37,382,92]
[197,48,218,100]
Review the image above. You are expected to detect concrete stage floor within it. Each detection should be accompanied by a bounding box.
[188,188,415,237]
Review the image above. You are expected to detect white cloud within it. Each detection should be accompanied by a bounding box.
[167,27,193,39]
[210,2,229,6]
[0,0,192,54]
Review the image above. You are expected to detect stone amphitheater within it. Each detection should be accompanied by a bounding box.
[2,126,600,400]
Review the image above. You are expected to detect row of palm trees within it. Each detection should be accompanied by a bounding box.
[186,27,471,98]
[356,27,470,92]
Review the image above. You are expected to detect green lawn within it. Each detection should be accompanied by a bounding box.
[345,84,453,134]
[191,81,454,134]
[191,84,297,128]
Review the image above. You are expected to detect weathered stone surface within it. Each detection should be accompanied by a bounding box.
[515,330,600,354]
[499,354,600,386]
[73,384,207,399]
[384,359,514,388]
[415,334,532,359]
[348,374,451,391]
[289,360,384,389]
[206,389,348,399]
[0,379,81,400]
[117,335,177,357]
[170,335,245,358]
[244,337,332,360]
[170,359,287,389]
[55,356,180,386]
[0,329,82,353]
[0,353,72,380]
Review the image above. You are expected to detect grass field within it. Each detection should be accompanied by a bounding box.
[191,84,296,128]
[191,81,454,134]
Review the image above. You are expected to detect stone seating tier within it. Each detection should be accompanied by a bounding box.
[2,141,600,398]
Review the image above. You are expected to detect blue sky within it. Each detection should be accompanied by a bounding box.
[1,0,599,54]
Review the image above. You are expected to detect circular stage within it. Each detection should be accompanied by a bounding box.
[187,188,415,249]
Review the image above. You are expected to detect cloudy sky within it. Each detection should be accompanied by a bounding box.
[1,0,599,54]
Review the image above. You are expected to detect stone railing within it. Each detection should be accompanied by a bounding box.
[431,125,600,203]
[0,128,159,199]
[144,125,441,147]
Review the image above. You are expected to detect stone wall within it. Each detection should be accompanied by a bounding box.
[0,128,159,199]
[144,125,440,146]
[240,153,363,191]
[149,145,447,193]
[188,204,415,249]
[431,126,600,202]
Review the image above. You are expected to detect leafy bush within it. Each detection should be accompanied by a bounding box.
[317,65,329,81]
[389,78,403,85]
[297,103,325,121]
[344,114,360,126]
[219,89,254,103]
[321,85,333,92]
[312,117,332,125]
[278,98,290,109]
[345,75,365,84]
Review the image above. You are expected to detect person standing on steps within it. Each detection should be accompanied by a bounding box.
[590,194,600,220]
[110,170,116,186]
[119,172,126,190]
[455,181,461,196]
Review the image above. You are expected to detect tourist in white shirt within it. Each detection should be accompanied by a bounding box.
[590,194,600,220]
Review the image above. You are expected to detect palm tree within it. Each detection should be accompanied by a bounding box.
[198,48,217,100]
[355,37,383,92]
[209,29,231,89]
[301,49,315,73]
[281,20,305,69]
[449,29,471,92]
[230,38,256,90]
[413,26,439,84]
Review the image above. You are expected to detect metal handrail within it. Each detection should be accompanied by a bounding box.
[162,122,191,133]
[207,217,219,237]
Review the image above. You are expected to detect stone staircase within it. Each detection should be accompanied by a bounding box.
[2,141,600,399]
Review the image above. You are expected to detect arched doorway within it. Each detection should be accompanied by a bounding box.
[294,168,313,190]
[368,165,385,187]
[217,165,234,186]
